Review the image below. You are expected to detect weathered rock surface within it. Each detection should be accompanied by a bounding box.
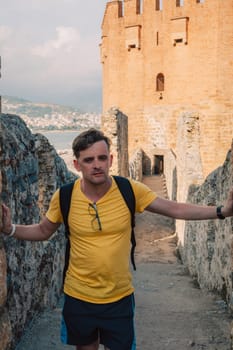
[0,113,77,350]
[182,146,233,307]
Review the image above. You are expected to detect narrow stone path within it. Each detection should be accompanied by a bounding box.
[16,176,232,350]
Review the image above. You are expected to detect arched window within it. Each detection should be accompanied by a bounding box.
[156,73,164,91]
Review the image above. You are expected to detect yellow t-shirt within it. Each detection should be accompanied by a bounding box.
[46,177,156,303]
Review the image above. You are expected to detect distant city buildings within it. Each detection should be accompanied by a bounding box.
[2,96,101,131]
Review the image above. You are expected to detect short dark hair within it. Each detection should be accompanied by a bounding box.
[72,128,111,158]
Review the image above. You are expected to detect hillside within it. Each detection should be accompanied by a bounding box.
[2,96,101,131]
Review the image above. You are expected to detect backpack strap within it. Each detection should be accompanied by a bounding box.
[59,181,75,282]
[113,176,136,271]
[60,181,75,237]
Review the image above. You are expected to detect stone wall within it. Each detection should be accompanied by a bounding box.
[175,112,205,245]
[0,114,77,350]
[181,144,233,306]
[0,112,12,349]
[102,107,129,177]
[129,148,143,181]
[101,107,143,181]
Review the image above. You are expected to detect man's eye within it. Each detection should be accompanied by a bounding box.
[98,155,108,161]
[84,158,93,163]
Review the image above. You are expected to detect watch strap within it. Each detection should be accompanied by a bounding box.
[216,205,225,220]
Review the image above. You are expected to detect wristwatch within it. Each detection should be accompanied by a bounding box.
[216,205,225,220]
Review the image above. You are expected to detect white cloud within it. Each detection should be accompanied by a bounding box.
[0,0,107,111]
[31,27,81,57]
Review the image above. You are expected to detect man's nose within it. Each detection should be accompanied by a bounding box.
[93,158,101,168]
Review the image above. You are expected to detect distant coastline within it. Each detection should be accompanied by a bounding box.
[3,96,101,133]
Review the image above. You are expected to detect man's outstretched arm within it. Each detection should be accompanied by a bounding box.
[146,188,233,220]
[1,203,60,240]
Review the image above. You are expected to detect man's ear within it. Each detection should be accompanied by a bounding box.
[73,159,81,171]
[109,154,113,167]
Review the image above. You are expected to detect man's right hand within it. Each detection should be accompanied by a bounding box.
[1,204,13,235]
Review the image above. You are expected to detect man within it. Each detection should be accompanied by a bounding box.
[1,128,233,350]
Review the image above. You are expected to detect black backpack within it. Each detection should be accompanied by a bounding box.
[59,175,136,283]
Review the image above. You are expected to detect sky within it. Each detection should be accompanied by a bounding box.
[0,0,108,112]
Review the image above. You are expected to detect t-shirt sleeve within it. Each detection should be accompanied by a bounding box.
[130,179,157,213]
[46,189,63,224]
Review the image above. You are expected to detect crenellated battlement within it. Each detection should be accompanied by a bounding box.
[103,0,208,19]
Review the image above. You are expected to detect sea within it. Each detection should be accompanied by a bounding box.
[40,130,80,151]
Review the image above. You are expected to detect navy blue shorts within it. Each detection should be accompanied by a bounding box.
[61,293,136,350]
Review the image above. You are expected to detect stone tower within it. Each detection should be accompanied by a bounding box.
[100,0,233,182]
